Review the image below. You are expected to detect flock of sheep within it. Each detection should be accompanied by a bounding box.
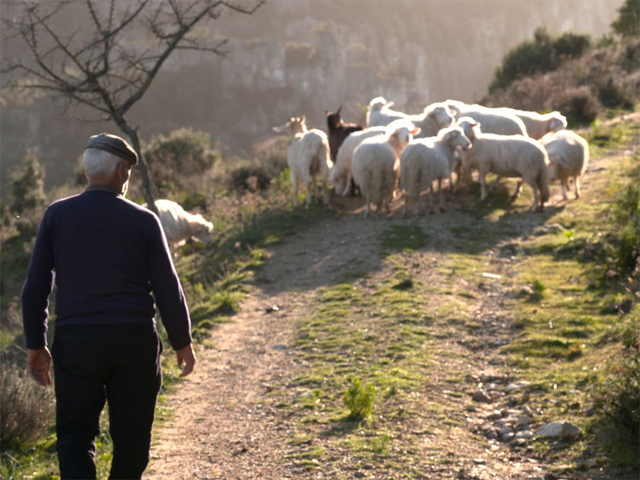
[149,97,590,251]
[272,98,590,216]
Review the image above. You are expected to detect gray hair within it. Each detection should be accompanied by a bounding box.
[83,148,124,177]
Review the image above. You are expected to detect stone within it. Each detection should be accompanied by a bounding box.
[501,431,515,442]
[472,390,493,403]
[517,415,532,426]
[515,430,534,439]
[505,381,531,393]
[535,421,582,439]
[487,411,503,421]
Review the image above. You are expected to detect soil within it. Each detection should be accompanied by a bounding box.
[146,124,639,480]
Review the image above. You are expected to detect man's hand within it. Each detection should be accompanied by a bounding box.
[176,344,196,377]
[27,347,52,386]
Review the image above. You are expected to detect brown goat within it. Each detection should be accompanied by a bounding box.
[325,106,364,163]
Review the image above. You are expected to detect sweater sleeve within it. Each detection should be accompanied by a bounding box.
[22,210,55,349]
[147,215,192,350]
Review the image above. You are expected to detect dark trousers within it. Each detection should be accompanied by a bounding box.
[52,323,162,480]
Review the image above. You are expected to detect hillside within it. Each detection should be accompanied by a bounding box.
[0,0,622,191]
[146,113,639,479]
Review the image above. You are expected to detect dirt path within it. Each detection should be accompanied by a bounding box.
[147,128,636,479]
[148,215,395,479]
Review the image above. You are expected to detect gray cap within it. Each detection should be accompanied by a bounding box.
[85,133,138,165]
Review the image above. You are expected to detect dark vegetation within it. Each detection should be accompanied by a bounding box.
[0,1,638,477]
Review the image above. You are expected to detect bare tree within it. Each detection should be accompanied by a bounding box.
[1,0,264,212]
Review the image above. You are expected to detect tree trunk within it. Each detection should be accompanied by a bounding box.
[115,121,158,216]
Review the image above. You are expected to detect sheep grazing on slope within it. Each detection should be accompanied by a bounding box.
[539,129,590,200]
[272,116,333,209]
[458,120,550,212]
[494,108,567,140]
[351,125,420,217]
[400,126,472,216]
[326,106,365,163]
[366,96,410,127]
[150,199,214,250]
[446,99,528,136]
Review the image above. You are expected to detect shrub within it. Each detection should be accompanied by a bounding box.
[596,77,636,109]
[0,366,55,450]
[556,86,601,126]
[489,28,591,92]
[142,128,219,196]
[343,377,375,421]
[611,0,640,38]
[608,163,640,273]
[8,151,46,217]
[591,309,640,454]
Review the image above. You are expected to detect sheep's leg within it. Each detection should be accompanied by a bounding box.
[342,173,352,197]
[438,178,445,212]
[479,172,488,201]
[305,180,312,209]
[322,179,330,205]
[363,198,371,218]
[428,182,435,213]
[528,181,540,212]
[452,161,462,193]
[403,193,409,218]
[575,176,581,199]
[313,177,320,204]
[512,180,523,199]
[562,177,569,200]
[291,173,299,208]
[490,175,502,191]
[413,194,420,217]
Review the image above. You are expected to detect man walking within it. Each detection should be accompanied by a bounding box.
[22,133,196,479]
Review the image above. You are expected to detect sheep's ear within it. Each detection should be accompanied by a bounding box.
[411,128,421,136]
[337,105,342,115]
[386,101,394,108]
[300,115,306,123]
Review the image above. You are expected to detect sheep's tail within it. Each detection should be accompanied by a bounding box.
[537,155,550,204]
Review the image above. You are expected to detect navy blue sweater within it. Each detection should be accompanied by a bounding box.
[22,186,192,351]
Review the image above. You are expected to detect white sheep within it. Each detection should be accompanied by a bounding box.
[539,129,589,200]
[459,120,550,211]
[408,103,456,138]
[446,99,528,136]
[366,96,410,127]
[331,119,417,197]
[150,199,214,249]
[494,108,567,139]
[272,116,333,209]
[331,126,389,197]
[351,125,419,217]
[400,125,472,216]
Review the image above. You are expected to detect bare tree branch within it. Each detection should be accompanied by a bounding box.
[1,0,265,212]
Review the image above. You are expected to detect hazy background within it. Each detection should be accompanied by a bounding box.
[0,0,624,192]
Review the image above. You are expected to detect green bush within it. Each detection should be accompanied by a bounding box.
[592,309,640,455]
[142,128,219,196]
[8,151,46,217]
[489,28,591,92]
[343,377,375,421]
[611,0,640,38]
[608,164,640,273]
